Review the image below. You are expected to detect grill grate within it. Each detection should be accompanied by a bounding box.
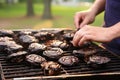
[0,48,120,80]
[0,29,120,80]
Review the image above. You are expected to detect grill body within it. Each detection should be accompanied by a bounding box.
[0,29,120,80]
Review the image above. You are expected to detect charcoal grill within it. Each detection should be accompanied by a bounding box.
[0,29,120,80]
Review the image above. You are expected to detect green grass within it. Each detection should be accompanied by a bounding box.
[0,3,104,29]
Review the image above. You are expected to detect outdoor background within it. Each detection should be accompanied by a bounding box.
[0,0,104,30]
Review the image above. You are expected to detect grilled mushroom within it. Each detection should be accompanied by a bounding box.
[73,46,97,59]
[34,32,54,41]
[0,37,13,42]
[63,32,75,41]
[41,61,61,76]
[58,56,79,66]
[86,55,111,68]
[28,43,47,54]
[19,35,38,44]
[50,40,69,50]
[0,41,15,52]
[0,30,14,37]
[43,48,64,60]
[5,41,23,54]
[17,30,32,36]
[0,42,7,52]
[26,54,46,66]
[19,35,38,48]
[7,51,28,63]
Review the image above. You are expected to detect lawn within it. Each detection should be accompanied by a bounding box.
[0,3,104,30]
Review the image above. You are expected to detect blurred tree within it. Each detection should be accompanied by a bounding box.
[0,0,5,8]
[42,0,52,19]
[19,0,26,2]
[6,0,13,4]
[26,0,34,17]
[20,0,42,3]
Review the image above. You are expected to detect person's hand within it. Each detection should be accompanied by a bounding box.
[72,25,115,46]
[74,10,96,28]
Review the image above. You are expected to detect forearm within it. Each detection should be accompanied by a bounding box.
[88,0,106,16]
[109,22,120,39]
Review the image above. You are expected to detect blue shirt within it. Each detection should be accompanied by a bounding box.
[103,0,120,54]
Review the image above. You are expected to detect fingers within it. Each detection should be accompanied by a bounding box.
[78,35,91,46]
[74,15,90,28]
[73,34,92,47]
[74,14,82,29]
[74,12,86,29]
[80,17,89,28]
[72,31,83,46]
[72,26,94,47]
